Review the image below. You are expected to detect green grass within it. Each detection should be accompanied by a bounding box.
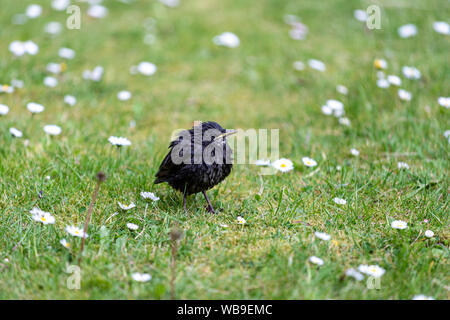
[0,0,449,299]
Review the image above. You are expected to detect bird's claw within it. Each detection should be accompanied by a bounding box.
[206,205,216,214]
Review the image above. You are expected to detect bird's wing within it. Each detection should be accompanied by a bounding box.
[154,139,183,184]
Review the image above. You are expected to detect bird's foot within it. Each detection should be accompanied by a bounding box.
[205,205,216,214]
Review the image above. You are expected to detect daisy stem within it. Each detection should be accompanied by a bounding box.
[78,172,106,265]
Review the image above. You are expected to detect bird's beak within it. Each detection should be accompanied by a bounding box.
[214,130,237,140]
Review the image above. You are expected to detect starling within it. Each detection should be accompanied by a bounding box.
[154,121,235,213]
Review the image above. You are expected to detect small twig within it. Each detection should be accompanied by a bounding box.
[78,172,106,265]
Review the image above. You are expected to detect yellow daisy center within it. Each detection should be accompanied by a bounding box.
[281,163,286,168]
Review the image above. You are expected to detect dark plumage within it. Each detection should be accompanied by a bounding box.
[154,121,234,213]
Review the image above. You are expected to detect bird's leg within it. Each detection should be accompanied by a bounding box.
[183,193,187,212]
[202,191,216,214]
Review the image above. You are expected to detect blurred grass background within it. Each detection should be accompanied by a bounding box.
[0,0,448,299]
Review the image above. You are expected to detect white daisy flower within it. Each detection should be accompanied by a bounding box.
[387,75,402,86]
[131,272,152,282]
[336,85,348,95]
[302,157,317,167]
[11,79,24,88]
[272,158,294,172]
[108,136,132,146]
[90,66,104,82]
[374,59,388,69]
[45,22,62,35]
[127,223,139,231]
[46,63,62,74]
[117,90,132,101]
[52,0,70,11]
[444,130,450,139]
[213,32,240,48]
[353,9,367,22]
[308,59,326,72]
[339,117,351,126]
[402,66,421,80]
[345,268,364,281]
[424,230,434,238]
[65,225,88,238]
[412,294,434,300]
[137,62,157,76]
[358,264,385,278]
[397,162,409,169]
[314,231,331,241]
[289,22,308,40]
[398,24,418,38]
[23,41,39,55]
[27,102,45,114]
[30,207,56,225]
[391,220,408,230]
[438,97,450,108]
[88,5,108,19]
[398,89,412,101]
[350,148,360,156]
[9,41,26,56]
[308,256,324,266]
[325,99,344,117]
[9,128,23,138]
[9,40,39,56]
[255,159,271,166]
[0,104,9,115]
[83,66,104,81]
[44,76,58,88]
[60,238,70,248]
[377,78,390,88]
[237,216,246,225]
[293,61,305,71]
[321,105,333,115]
[159,0,179,7]
[58,47,76,59]
[64,95,77,106]
[118,202,136,211]
[140,192,160,201]
[433,21,450,35]
[26,4,42,19]
[333,197,347,205]
[44,125,62,136]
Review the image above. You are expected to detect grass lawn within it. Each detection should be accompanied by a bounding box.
[0,0,448,299]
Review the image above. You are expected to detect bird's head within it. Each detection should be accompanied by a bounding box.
[193,121,236,146]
